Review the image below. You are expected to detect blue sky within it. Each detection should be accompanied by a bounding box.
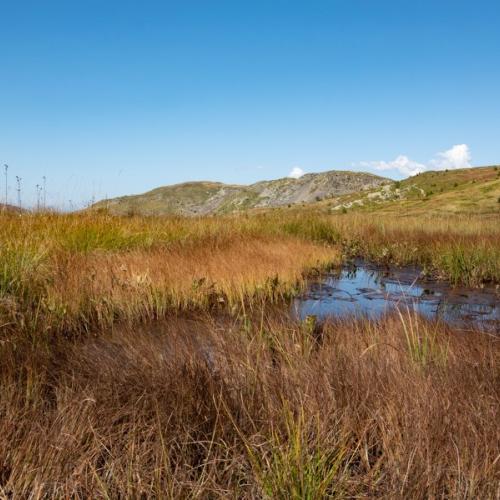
[1,0,499,207]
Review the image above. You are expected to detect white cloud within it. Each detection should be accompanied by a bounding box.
[360,155,426,177]
[429,144,471,170]
[288,167,305,179]
[360,144,472,177]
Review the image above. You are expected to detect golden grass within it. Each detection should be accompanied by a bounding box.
[1,210,499,338]
[0,212,340,337]
[46,236,336,333]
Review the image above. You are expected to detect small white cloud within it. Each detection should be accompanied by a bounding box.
[288,167,305,179]
[430,144,471,170]
[359,144,472,177]
[360,155,426,177]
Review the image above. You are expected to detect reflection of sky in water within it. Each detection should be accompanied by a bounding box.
[293,266,499,332]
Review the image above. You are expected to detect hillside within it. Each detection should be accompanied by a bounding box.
[91,170,389,216]
[328,165,500,215]
[0,203,25,214]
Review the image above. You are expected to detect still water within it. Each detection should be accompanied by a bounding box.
[293,261,499,332]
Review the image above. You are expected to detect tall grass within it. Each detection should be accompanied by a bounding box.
[1,210,499,338]
[244,407,348,499]
[0,313,498,497]
[0,210,499,496]
[397,307,450,367]
[0,212,341,337]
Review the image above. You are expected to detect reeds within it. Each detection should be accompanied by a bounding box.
[0,208,498,340]
[0,210,498,497]
[0,312,498,497]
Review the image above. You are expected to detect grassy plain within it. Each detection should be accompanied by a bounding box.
[0,209,499,497]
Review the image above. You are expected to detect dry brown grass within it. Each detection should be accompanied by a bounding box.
[41,235,336,333]
[1,312,498,497]
[0,212,339,337]
[0,211,499,497]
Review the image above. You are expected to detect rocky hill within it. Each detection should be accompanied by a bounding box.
[92,170,389,216]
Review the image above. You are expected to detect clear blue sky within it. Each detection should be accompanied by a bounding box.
[1,0,499,207]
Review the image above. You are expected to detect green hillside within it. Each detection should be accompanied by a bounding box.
[327,166,500,215]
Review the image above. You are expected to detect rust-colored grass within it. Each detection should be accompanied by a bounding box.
[0,212,339,337]
[0,312,498,497]
[45,236,336,333]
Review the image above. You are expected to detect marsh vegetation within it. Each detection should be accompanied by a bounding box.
[0,210,499,497]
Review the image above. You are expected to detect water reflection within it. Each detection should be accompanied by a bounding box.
[293,262,499,332]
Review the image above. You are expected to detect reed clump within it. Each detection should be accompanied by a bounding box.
[0,212,339,337]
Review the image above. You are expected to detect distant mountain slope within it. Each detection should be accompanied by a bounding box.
[329,165,500,214]
[0,203,25,214]
[92,170,389,216]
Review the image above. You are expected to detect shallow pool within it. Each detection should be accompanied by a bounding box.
[293,261,500,332]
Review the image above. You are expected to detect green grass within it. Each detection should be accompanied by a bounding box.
[398,308,449,368]
[246,408,348,499]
